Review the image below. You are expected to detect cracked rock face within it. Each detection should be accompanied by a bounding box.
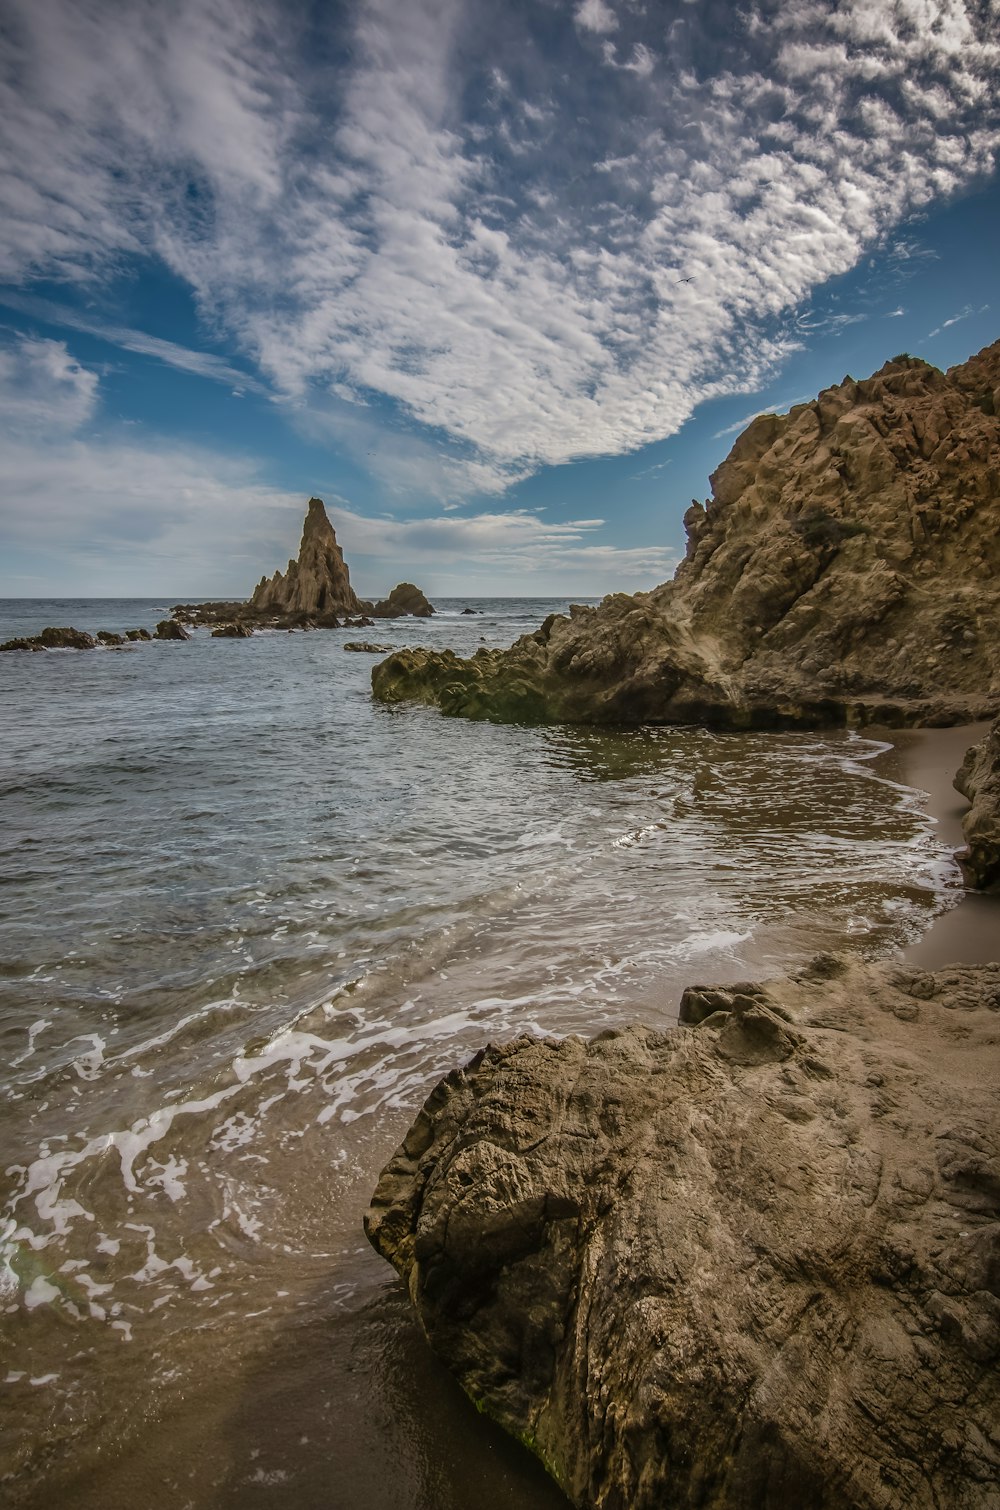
[956,715,1000,889]
[366,956,1000,1510]
[372,341,1000,729]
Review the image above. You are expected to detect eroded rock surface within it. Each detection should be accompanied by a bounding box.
[956,716,1000,889]
[373,341,1000,729]
[249,496,362,623]
[367,956,1000,1510]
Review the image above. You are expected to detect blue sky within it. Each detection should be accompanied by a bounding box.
[0,0,997,599]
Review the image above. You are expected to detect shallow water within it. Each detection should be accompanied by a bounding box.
[0,597,962,1506]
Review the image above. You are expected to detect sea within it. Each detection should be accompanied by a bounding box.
[0,597,963,1509]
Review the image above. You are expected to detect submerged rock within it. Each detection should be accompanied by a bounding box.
[1,626,97,652]
[372,582,435,618]
[373,339,1000,730]
[343,641,392,653]
[367,955,1000,1509]
[956,715,1000,888]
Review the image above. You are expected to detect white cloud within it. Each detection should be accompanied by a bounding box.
[575,0,619,35]
[0,0,998,500]
[0,340,670,594]
[0,291,269,392]
[0,334,99,433]
[925,301,989,339]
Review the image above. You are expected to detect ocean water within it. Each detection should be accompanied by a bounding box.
[0,597,962,1508]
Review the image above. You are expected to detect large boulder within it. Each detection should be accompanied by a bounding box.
[371,582,435,618]
[367,955,1000,1509]
[373,340,1000,730]
[956,716,1000,888]
[154,619,190,641]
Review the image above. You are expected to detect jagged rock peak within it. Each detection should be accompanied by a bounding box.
[250,497,361,620]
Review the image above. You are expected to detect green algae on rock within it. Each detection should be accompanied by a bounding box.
[373,340,1000,730]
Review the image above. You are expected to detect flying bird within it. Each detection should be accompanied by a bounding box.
[674,276,694,284]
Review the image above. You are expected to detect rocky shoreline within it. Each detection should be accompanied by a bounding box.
[363,320,1000,1510]
[365,720,1000,1509]
[372,341,1000,732]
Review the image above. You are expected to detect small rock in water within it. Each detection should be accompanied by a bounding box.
[155,620,190,641]
[343,641,392,653]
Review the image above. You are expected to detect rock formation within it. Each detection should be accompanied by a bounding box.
[154,619,189,641]
[210,622,253,639]
[373,339,1000,729]
[344,641,392,653]
[1,626,98,652]
[372,582,435,618]
[956,716,1000,889]
[367,953,1000,1510]
[249,497,362,623]
[171,499,434,631]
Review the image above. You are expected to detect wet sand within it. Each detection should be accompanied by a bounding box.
[876,721,1000,969]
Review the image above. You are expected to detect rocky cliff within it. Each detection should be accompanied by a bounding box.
[373,340,1000,729]
[366,953,1000,1509]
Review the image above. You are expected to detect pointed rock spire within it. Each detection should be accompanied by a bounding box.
[250,498,361,620]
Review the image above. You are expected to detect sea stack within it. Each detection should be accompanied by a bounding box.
[249,497,362,623]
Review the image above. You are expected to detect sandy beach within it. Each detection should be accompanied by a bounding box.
[877,721,1000,969]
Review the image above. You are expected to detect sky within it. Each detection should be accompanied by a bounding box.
[0,0,998,600]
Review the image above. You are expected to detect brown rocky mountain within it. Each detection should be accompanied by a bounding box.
[373,339,1000,728]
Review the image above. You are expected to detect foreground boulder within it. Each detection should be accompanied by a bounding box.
[956,716,1000,888]
[1,626,97,652]
[367,955,1000,1509]
[373,340,1000,730]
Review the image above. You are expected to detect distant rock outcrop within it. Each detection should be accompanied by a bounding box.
[171,498,434,631]
[154,619,190,642]
[367,953,1000,1510]
[373,339,1000,729]
[249,497,362,624]
[1,626,97,652]
[371,582,435,618]
[956,716,1000,888]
